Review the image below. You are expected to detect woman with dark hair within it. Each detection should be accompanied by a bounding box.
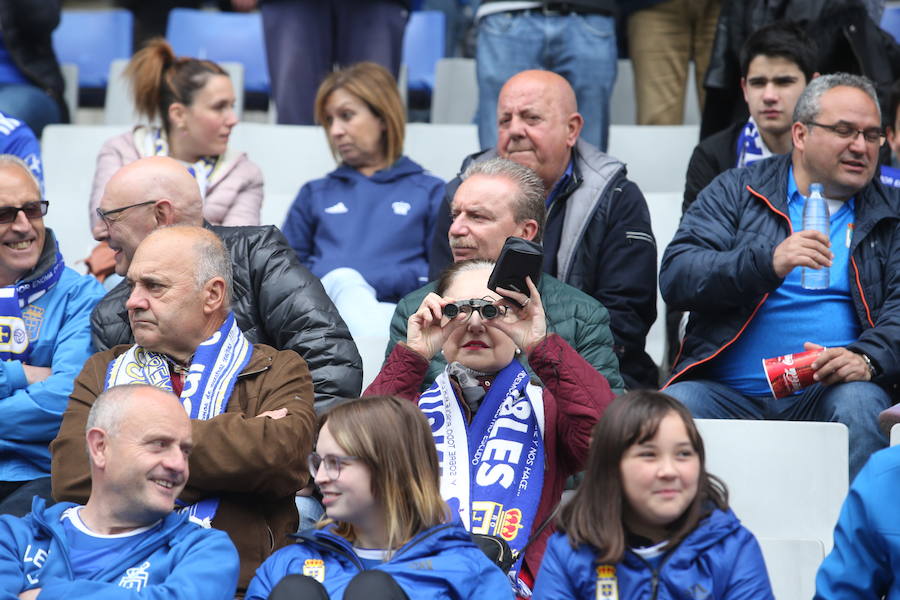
[533,391,773,599]
[366,259,615,596]
[281,61,443,339]
[89,37,262,235]
[245,396,512,600]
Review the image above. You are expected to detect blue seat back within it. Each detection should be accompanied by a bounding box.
[882,6,900,44]
[402,11,445,94]
[165,8,269,94]
[52,9,133,88]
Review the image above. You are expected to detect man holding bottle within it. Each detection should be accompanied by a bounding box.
[659,73,898,480]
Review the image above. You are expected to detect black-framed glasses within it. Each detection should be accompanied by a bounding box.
[308,452,359,479]
[95,200,157,225]
[443,298,508,321]
[806,121,885,145]
[0,201,48,224]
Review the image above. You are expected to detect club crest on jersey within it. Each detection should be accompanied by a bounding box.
[596,564,618,600]
[303,558,325,582]
[118,561,151,591]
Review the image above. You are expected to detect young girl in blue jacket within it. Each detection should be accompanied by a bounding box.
[245,395,513,600]
[533,391,774,599]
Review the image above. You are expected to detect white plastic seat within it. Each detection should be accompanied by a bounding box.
[432,58,477,125]
[607,125,699,195]
[892,423,900,446]
[643,192,683,367]
[695,419,848,554]
[757,538,825,600]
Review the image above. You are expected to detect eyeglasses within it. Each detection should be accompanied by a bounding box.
[442,298,508,321]
[0,201,48,224]
[95,200,157,225]
[805,121,885,145]
[308,452,359,479]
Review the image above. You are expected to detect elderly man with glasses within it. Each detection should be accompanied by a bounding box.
[660,73,897,480]
[0,154,104,516]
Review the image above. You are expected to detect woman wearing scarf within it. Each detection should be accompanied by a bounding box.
[89,38,262,237]
[365,259,615,598]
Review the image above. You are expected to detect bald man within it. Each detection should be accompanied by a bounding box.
[1,385,239,598]
[428,70,659,390]
[52,226,316,593]
[91,156,362,411]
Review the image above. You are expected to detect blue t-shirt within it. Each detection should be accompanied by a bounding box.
[60,506,165,581]
[707,168,860,395]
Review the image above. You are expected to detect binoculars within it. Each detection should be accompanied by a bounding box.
[442,298,504,320]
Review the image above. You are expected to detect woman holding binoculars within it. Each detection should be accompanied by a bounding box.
[366,258,616,597]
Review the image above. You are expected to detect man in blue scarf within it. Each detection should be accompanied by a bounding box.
[0,154,104,517]
[50,226,316,593]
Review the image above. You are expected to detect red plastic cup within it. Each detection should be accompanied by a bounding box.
[762,349,824,398]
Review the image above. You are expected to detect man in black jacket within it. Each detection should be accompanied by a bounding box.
[90,156,362,411]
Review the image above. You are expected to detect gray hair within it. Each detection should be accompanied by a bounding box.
[461,158,546,243]
[192,229,233,308]
[0,154,41,196]
[793,72,881,124]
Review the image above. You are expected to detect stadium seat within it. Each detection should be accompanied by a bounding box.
[42,125,127,267]
[51,9,133,89]
[643,192,683,367]
[608,125,699,194]
[432,58,477,124]
[892,423,900,446]
[611,59,701,126]
[758,538,825,600]
[881,6,900,44]
[104,59,246,126]
[165,8,269,95]
[60,63,79,121]
[696,419,848,554]
[402,11,446,97]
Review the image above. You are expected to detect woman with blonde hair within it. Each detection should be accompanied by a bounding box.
[89,37,262,236]
[533,391,773,599]
[281,61,443,339]
[246,396,512,600]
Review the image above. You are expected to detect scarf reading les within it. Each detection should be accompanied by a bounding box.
[419,360,545,595]
[104,312,252,527]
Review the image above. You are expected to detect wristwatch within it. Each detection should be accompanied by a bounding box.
[854,351,879,378]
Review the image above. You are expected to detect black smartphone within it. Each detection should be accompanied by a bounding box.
[488,237,543,307]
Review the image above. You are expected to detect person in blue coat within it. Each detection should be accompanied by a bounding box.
[0,385,240,599]
[0,155,104,516]
[814,444,900,599]
[246,395,513,600]
[281,62,443,339]
[533,391,773,599]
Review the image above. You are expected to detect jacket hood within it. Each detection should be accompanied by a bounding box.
[327,156,427,184]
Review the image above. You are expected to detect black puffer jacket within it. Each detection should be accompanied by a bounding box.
[661,154,900,386]
[91,224,363,411]
[0,0,68,122]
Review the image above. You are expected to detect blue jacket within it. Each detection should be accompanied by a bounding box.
[246,521,515,600]
[0,111,42,188]
[660,153,900,386]
[815,445,900,599]
[533,508,773,600]
[0,498,239,599]
[282,156,444,302]
[0,231,104,481]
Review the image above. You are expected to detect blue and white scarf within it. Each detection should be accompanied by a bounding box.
[146,128,219,198]
[419,360,545,595]
[735,117,774,168]
[880,165,900,189]
[103,312,253,527]
[0,249,64,361]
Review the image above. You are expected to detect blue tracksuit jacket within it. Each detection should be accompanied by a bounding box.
[246,521,514,600]
[0,498,239,599]
[533,508,774,599]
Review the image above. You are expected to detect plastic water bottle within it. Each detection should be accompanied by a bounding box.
[802,183,830,290]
